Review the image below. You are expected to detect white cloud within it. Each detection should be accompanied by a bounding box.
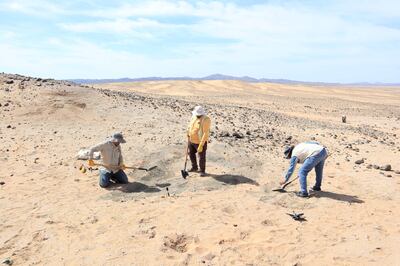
[59,18,171,36]
[0,0,66,16]
[85,1,196,18]
[332,0,400,19]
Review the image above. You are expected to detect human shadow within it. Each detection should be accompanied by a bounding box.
[312,191,364,203]
[107,181,161,193]
[210,174,259,186]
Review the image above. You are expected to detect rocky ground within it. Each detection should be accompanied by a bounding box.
[0,73,399,265]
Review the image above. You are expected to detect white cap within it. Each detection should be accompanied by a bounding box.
[192,106,206,116]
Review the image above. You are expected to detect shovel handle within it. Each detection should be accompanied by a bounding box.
[282,176,299,189]
[184,137,190,169]
[92,163,155,171]
[93,163,139,170]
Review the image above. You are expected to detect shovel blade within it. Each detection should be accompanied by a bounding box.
[146,166,157,171]
[181,170,189,179]
[136,166,157,171]
[272,188,287,193]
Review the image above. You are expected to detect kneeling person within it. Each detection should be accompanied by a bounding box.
[88,132,128,188]
[282,141,328,197]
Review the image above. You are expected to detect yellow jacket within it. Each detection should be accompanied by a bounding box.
[187,115,211,147]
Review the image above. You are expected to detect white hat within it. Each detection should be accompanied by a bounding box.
[192,106,206,116]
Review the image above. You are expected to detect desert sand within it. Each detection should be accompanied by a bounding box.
[1,73,400,265]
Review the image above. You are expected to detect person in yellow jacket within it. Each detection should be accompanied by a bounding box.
[187,106,211,176]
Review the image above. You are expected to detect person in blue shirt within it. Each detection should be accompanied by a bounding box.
[281,141,328,197]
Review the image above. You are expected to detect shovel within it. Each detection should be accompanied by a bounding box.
[272,176,299,193]
[92,162,157,172]
[181,138,189,179]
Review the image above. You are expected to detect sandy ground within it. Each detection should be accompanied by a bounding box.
[1,74,400,265]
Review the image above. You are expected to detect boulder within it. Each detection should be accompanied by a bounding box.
[355,159,364,165]
[232,132,244,139]
[219,131,230,137]
[266,133,273,139]
[380,165,392,171]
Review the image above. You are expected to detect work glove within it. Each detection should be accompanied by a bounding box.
[88,159,95,167]
[197,145,204,153]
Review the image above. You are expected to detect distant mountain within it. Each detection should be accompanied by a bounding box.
[69,74,400,86]
[69,74,313,85]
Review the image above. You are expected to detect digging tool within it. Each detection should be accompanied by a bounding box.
[92,162,157,172]
[272,176,299,193]
[287,211,306,221]
[181,137,189,179]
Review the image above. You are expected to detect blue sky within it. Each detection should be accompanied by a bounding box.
[0,0,399,82]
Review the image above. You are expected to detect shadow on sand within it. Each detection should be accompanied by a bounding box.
[312,191,364,203]
[107,181,161,193]
[210,174,259,186]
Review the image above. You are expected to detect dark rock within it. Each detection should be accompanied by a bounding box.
[220,131,230,137]
[266,133,273,139]
[355,159,364,165]
[394,170,400,174]
[1,258,13,265]
[373,165,380,169]
[232,132,244,139]
[0,181,5,185]
[380,165,391,171]
[6,125,11,129]
[5,80,14,84]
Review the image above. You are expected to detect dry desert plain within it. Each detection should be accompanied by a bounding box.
[1,73,400,265]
